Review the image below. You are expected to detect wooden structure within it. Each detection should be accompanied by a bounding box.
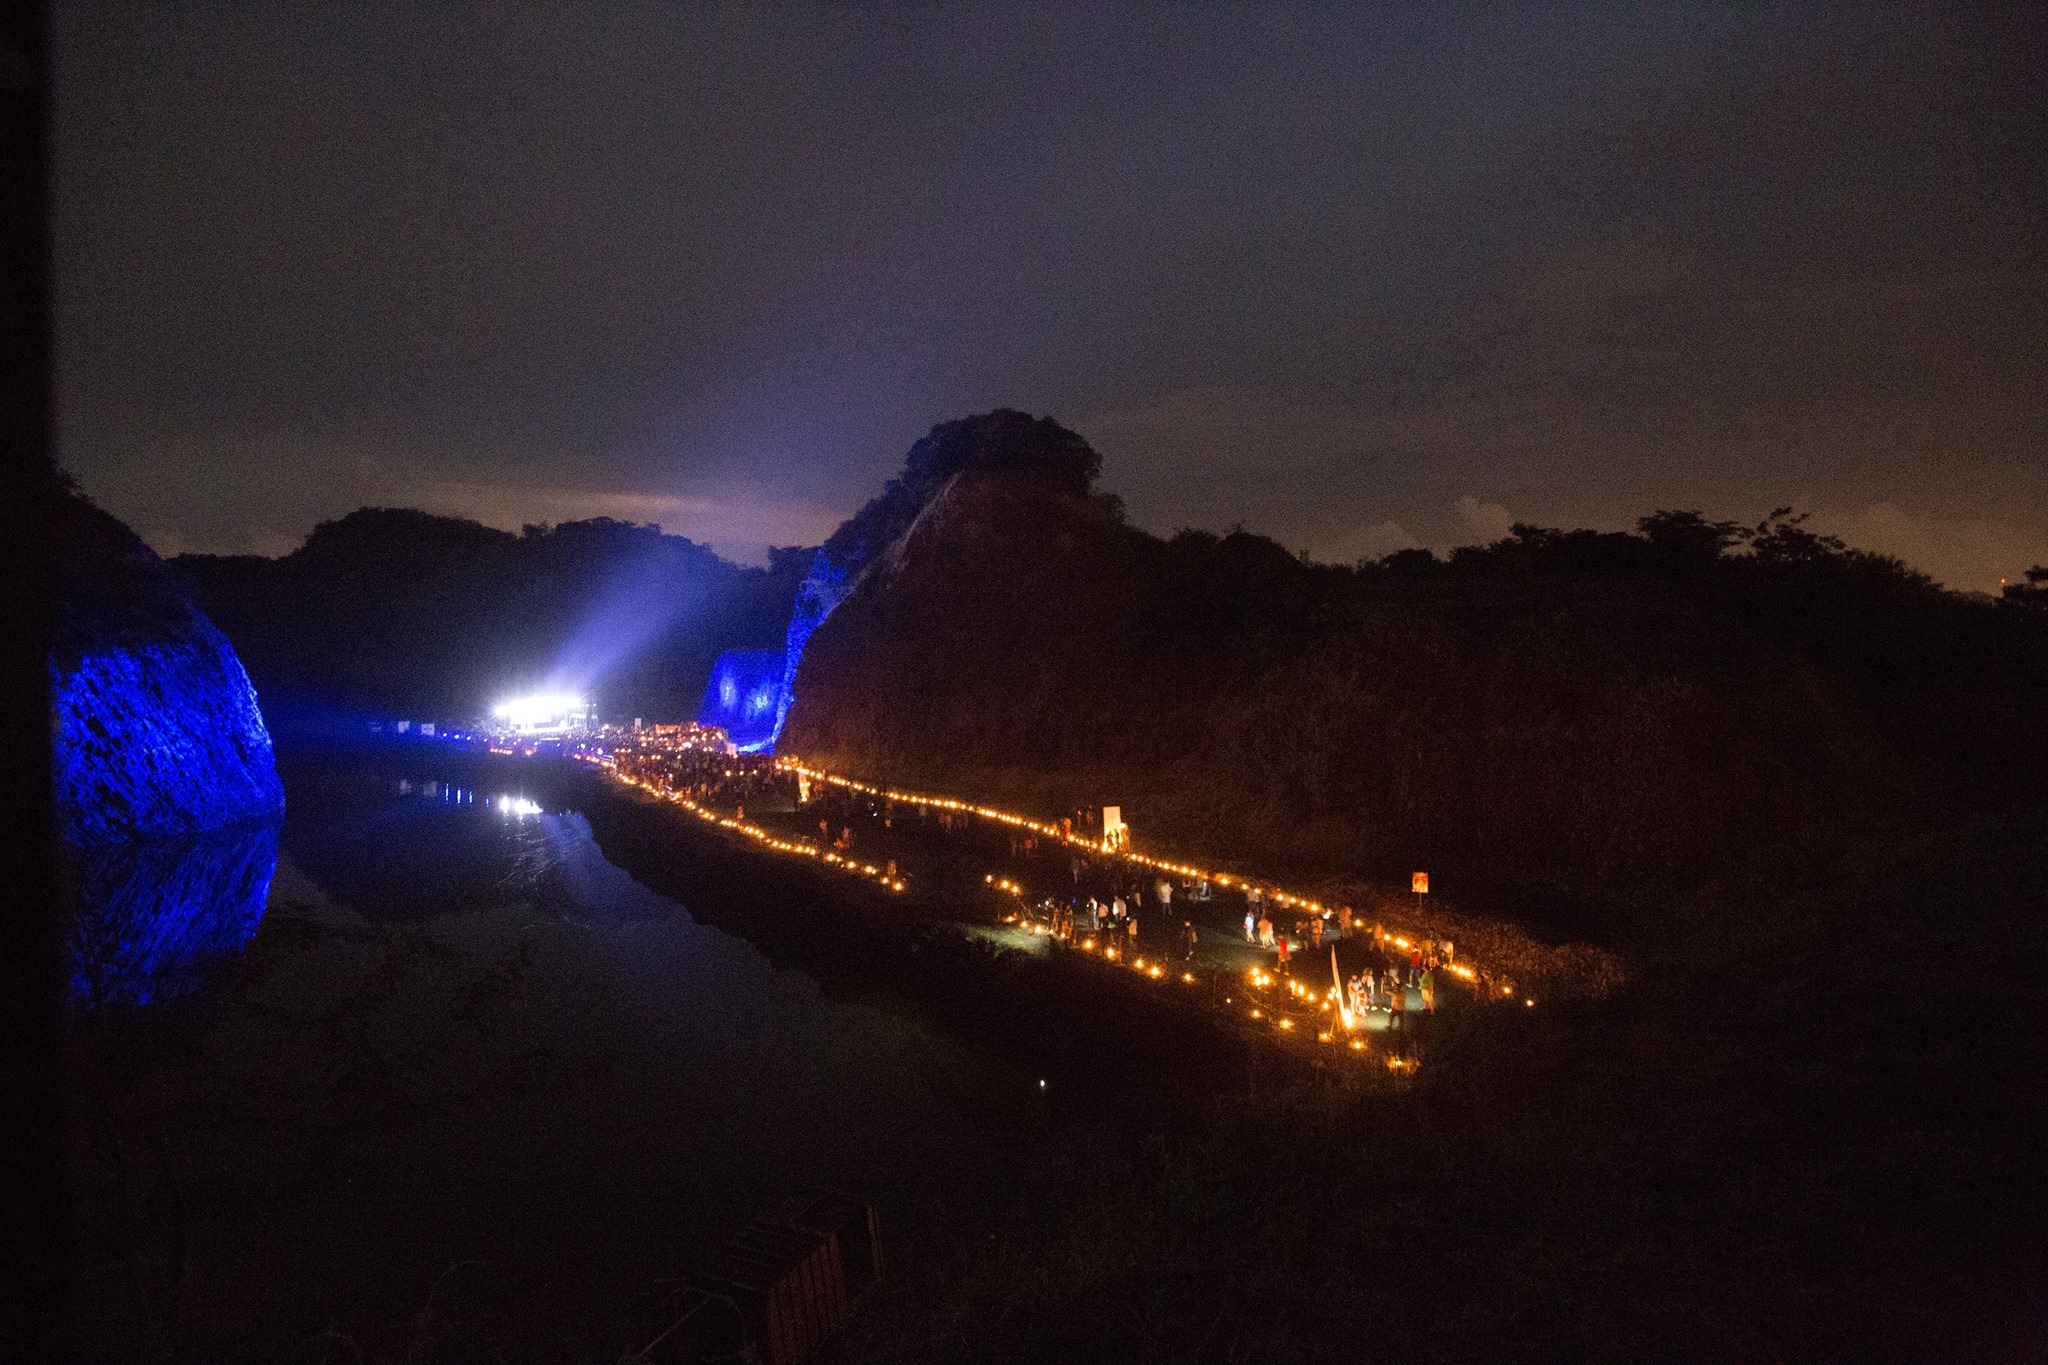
[633,1188,883,1364]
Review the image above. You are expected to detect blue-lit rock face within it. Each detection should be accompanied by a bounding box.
[693,552,852,754]
[51,489,285,1004]
[746,412,1093,753]
[767,549,850,748]
[52,618,284,844]
[700,414,1102,753]
[698,649,789,751]
[68,820,279,1007]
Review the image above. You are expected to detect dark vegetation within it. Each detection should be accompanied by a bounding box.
[816,408,1102,577]
[115,414,2048,1358]
[175,510,808,729]
[784,425,2048,911]
[767,416,2047,1359]
[67,746,2048,1361]
[839,815,2048,1363]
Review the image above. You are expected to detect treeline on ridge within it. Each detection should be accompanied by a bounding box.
[782,419,2048,905]
[176,509,808,729]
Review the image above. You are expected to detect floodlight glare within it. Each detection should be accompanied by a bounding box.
[490,693,590,734]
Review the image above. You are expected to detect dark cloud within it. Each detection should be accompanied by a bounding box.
[52,3,2045,585]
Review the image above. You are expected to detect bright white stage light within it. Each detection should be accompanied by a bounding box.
[489,693,590,733]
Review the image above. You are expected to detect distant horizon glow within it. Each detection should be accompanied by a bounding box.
[52,7,2046,592]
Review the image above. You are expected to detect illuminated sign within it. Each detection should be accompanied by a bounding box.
[1412,872,1429,894]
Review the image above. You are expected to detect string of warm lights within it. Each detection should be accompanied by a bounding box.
[781,758,1535,1010]
[566,749,1528,1066]
[779,761,1340,916]
[577,755,906,893]
[991,904,1389,1057]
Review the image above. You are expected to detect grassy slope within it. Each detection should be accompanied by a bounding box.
[779,472,2048,1358]
[838,817,2048,1362]
[784,473,2044,915]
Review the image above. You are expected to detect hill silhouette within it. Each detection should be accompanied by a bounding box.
[117,419,2048,1357]
[177,509,807,730]
[782,419,2048,907]
[172,414,2048,904]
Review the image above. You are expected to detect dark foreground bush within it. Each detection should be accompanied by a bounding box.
[835,816,2048,1362]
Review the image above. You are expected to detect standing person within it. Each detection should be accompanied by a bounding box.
[1155,877,1174,912]
[1420,967,1436,1014]
[1126,913,1140,955]
[1362,966,1377,1009]
[1309,917,1324,950]
[1276,935,1291,975]
[1181,919,1198,961]
[1258,915,1275,950]
[1442,939,1454,965]
[1388,977,1406,1030]
[1245,910,1257,943]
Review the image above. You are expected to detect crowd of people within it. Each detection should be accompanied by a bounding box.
[627,757,1511,1033]
[1236,908,1457,1027]
[1342,937,1452,1028]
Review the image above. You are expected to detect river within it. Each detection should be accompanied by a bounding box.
[71,743,1008,1357]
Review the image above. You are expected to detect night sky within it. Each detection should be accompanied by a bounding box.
[52,4,2044,588]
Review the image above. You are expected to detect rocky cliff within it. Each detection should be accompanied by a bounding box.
[780,425,2048,907]
[50,489,283,846]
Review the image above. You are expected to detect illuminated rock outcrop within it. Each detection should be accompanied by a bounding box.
[697,648,789,751]
[52,617,283,844]
[67,821,279,1007]
[729,410,1100,753]
[49,489,282,1003]
[50,491,284,844]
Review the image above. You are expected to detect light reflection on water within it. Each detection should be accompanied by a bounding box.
[71,750,994,1312]
[67,816,280,1007]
